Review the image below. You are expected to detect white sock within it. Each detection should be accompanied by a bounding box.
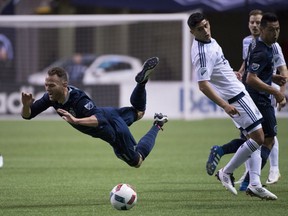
[224,138,260,174]
[269,136,279,171]
[248,149,261,187]
[244,159,249,173]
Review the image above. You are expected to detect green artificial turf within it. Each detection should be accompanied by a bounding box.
[0,118,287,216]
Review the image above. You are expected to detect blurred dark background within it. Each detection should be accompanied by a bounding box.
[1,0,286,69]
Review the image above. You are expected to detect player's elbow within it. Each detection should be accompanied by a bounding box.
[136,111,145,121]
[246,76,254,86]
[198,82,208,93]
[246,72,257,86]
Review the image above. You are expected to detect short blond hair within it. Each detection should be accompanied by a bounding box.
[47,67,69,82]
[249,9,263,17]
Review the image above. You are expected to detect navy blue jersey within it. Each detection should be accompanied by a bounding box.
[24,86,118,144]
[243,38,274,106]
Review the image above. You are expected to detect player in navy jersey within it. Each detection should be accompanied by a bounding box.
[21,57,168,168]
[241,13,286,194]
[187,12,278,200]
[237,10,287,187]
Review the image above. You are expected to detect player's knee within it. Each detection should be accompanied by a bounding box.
[263,137,275,149]
[255,135,264,146]
[250,129,264,145]
[136,111,145,120]
[131,161,141,168]
[134,164,141,168]
[133,154,143,168]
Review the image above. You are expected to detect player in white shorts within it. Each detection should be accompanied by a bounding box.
[187,12,277,200]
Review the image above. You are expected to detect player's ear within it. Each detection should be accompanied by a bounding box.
[62,81,68,87]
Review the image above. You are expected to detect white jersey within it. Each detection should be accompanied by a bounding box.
[191,38,246,101]
[242,35,286,69]
[191,38,262,133]
[242,35,253,60]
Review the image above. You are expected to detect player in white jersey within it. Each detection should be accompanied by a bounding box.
[187,12,277,200]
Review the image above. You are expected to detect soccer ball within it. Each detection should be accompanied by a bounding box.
[110,183,137,210]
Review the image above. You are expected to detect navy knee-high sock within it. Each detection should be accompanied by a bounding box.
[136,125,159,160]
[261,145,271,169]
[221,138,246,155]
[130,83,146,111]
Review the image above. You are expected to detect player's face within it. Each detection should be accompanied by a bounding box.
[248,14,262,37]
[45,74,67,102]
[190,19,211,42]
[261,21,280,45]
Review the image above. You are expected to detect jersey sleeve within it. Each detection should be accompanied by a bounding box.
[71,96,108,126]
[242,36,252,60]
[191,43,212,81]
[248,50,267,75]
[74,96,98,118]
[242,39,248,60]
[193,54,210,81]
[28,93,52,119]
[273,43,286,68]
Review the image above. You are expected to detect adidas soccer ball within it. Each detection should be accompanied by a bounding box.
[110,183,137,210]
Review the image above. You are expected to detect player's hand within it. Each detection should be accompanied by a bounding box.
[21,92,34,106]
[274,91,285,103]
[223,104,240,118]
[277,97,286,111]
[57,109,77,124]
[272,74,287,86]
[234,71,242,81]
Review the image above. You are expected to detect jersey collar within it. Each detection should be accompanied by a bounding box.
[195,38,211,44]
[62,87,72,104]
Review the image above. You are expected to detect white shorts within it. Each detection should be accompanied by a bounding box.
[228,90,263,136]
[270,82,280,107]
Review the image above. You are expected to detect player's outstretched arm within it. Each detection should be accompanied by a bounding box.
[57,109,99,127]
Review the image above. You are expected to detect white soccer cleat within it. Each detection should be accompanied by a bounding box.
[216,168,237,195]
[266,170,281,185]
[246,185,277,200]
[153,113,168,130]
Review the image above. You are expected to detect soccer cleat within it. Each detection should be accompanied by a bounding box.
[206,145,223,176]
[153,113,168,130]
[235,170,248,184]
[239,180,249,191]
[266,170,281,185]
[135,57,159,84]
[246,185,278,200]
[216,168,237,195]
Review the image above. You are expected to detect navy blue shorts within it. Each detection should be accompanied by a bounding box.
[100,107,140,167]
[258,105,277,138]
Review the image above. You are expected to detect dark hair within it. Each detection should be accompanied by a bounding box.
[249,9,263,17]
[187,12,207,29]
[260,12,278,28]
[47,67,69,82]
